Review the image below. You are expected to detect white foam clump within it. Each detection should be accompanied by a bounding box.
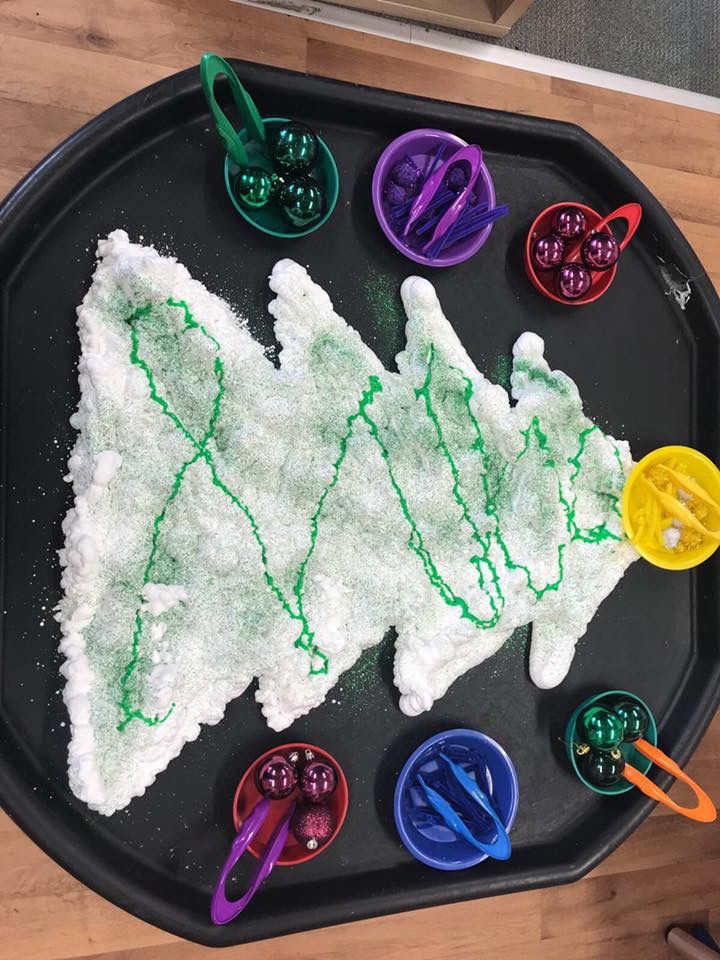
[663,526,681,549]
[58,230,637,814]
[141,584,188,615]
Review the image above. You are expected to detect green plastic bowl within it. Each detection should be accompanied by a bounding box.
[224,118,339,239]
[201,53,339,240]
[565,689,658,796]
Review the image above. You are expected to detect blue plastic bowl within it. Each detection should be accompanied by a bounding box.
[394,729,519,871]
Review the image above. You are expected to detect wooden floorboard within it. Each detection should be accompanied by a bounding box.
[1,1,718,957]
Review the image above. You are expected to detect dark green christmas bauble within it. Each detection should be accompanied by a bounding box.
[272,122,319,174]
[581,705,624,752]
[235,167,278,210]
[610,699,649,743]
[279,177,325,228]
[583,748,625,787]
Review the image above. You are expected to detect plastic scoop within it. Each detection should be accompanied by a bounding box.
[623,740,716,823]
[210,797,295,924]
[200,52,265,168]
[563,202,642,263]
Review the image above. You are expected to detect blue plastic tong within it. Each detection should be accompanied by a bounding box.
[416,752,512,860]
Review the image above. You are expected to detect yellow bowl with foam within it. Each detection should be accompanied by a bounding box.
[622,445,720,570]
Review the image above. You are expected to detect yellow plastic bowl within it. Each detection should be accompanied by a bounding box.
[622,445,720,570]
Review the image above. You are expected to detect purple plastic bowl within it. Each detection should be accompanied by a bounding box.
[372,128,496,268]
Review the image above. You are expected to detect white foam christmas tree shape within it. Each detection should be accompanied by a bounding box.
[58,231,636,814]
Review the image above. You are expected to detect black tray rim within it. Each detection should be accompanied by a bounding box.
[1,60,719,947]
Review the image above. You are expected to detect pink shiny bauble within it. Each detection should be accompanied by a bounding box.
[581,231,620,271]
[557,262,592,300]
[291,802,335,850]
[532,234,565,270]
[553,206,587,240]
[300,759,337,804]
[256,754,297,800]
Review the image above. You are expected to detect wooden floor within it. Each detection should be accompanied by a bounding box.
[1,2,719,958]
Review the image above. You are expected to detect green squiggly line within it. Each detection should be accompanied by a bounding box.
[568,425,599,483]
[416,346,501,627]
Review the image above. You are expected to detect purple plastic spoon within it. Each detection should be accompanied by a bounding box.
[210,797,296,925]
[402,145,484,250]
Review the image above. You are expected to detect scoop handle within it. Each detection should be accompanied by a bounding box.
[200,52,266,168]
[593,202,642,252]
[623,741,716,823]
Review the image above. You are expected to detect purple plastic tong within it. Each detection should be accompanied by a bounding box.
[402,144,484,252]
[210,797,295,924]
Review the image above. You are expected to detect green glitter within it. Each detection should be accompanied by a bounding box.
[342,631,394,697]
[493,354,512,391]
[513,359,569,394]
[120,301,623,729]
[361,272,406,360]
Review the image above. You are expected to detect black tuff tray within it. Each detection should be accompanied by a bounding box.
[1,61,719,948]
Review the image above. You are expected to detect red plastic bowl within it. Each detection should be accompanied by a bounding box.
[524,201,641,306]
[233,742,349,866]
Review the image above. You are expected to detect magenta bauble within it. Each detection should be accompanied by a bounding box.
[581,231,620,270]
[300,759,337,803]
[557,262,592,300]
[553,206,587,240]
[291,802,335,850]
[256,754,297,800]
[532,234,565,270]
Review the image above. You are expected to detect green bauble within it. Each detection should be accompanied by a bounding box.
[279,177,325,228]
[583,748,625,787]
[610,699,649,743]
[235,167,277,210]
[581,705,624,752]
[272,122,319,174]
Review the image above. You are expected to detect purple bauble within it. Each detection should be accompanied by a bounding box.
[256,754,297,800]
[581,231,620,271]
[300,759,337,803]
[553,206,587,240]
[532,233,565,270]
[291,802,335,851]
[557,262,592,300]
[445,164,468,193]
[383,180,408,206]
[390,157,422,195]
